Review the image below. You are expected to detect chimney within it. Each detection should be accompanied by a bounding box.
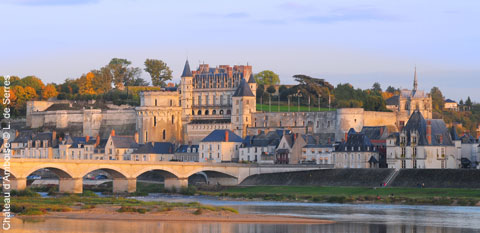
[439,135,443,144]
[52,130,56,141]
[344,132,348,142]
[134,132,139,143]
[95,134,100,147]
[15,130,19,138]
[85,135,90,143]
[225,130,229,142]
[328,137,331,145]
[110,129,116,137]
[380,127,384,136]
[426,120,432,145]
[293,133,297,143]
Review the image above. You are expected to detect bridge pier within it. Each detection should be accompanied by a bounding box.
[59,178,83,193]
[164,177,188,190]
[113,178,137,193]
[7,178,27,191]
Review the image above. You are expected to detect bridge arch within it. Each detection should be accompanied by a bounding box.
[133,166,180,179]
[79,166,129,179]
[186,168,239,186]
[24,164,74,179]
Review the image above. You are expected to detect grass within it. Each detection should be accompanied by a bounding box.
[200,186,480,206]
[256,103,333,112]
[1,188,238,216]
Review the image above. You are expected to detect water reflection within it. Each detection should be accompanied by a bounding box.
[9,218,475,233]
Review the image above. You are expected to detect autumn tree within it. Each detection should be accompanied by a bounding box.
[20,76,45,95]
[254,70,280,86]
[41,84,58,100]
[144,59,172,87]
[78,72,96,95]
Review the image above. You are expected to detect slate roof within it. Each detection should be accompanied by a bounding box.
[12,130,33,143]
[111,136,139,148]
[181,60,192,77]
[398,110,454,146]
[248,74,256,83]
[335,132,375,152]
[460,134,477,144]
[233,78,254,97]
[445,99,456,103]
[201,130,243,143]
[360,126,389,141]
[132,142,174,154]
[175,145,199,153]
[385,95,399,105]
[242,131,281,148]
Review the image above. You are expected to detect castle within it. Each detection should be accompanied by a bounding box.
[25,62,432,145]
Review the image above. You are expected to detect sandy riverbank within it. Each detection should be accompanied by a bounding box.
[17,205,334,224]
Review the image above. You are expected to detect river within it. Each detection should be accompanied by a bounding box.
[8,193,480,233]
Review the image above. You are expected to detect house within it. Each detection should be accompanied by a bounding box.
[360,126,395,168]
[458,132,478,168]
[302,144,335,165]
[104,130,139,160]
[56,135,100,160]
[333,130,379,168]
[386,110,458,169]
[444,99,458,111]
[239,130,283,164]
[16,131,57,159]
[174,145,199,162]
[131,142,175,162]
[276,132,294,164]
[290,134,317,164]
[199,129,243,163]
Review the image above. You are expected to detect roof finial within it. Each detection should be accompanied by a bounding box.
[413,65,418,92]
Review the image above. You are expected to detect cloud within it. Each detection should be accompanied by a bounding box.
[8,0,100,6]
[302,5,396,24]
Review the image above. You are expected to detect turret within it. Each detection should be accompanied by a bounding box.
[248,74,257,97]
[180,60,193,120]
[232,78,256,138]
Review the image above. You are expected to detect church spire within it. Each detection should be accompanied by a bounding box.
[413,66,418,91]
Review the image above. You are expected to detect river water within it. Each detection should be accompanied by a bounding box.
[8,193,480,233]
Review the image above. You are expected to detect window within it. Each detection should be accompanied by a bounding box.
[172,115,174,124]
[155,99,157,106]
[170,99,173,106]
[154,116,157,127]
[162,130,166,140]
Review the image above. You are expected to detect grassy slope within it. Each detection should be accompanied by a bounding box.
[221,186,480,199]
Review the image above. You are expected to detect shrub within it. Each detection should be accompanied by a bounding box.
[11,188,41,197]
[81,190,99,197]
[179,186,197,196]
[193,208,203,215]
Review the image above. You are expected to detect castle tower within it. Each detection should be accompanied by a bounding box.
[248,74,257,97]
[232,78,256,138]
[180,60,193,122]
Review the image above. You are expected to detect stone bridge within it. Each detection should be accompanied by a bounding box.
[1,159,325,193]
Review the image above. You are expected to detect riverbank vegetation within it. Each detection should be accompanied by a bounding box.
[1,188,237,216]
[200,186,480,206]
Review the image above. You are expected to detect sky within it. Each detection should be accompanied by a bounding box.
[1,0,479,102]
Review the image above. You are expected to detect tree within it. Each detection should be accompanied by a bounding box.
[92,67,113,94]
[144,59,172,87]
[266,85,276,95]
[430,87,444,111]
[466,96,473,109]
[78,72,96,95]
[293,74,334,106]
[459,99,464,105]
[20,76,45,95]
[132,77,149,86]
[372,82,382,93]
[107,58,141,89]
[254,70,280,86]
[386,86,399,94]
[41,84,58,100]
[256,84,264,102]
[23,86,38,100]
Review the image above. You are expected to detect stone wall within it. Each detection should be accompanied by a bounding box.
[390,169,480,188]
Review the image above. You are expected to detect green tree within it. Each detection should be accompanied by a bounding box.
[372,82,382,93]
[144,59,172,87]
[254,70,280,86]
[466,96,473,109]
[108,58,141,89]
[293,74,334,106]
[266,85,276,95]
[256,84,264,102]
[430,87,444,111]
[92,67,113,94]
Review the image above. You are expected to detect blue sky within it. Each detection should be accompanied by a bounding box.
[1,0,479,101]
